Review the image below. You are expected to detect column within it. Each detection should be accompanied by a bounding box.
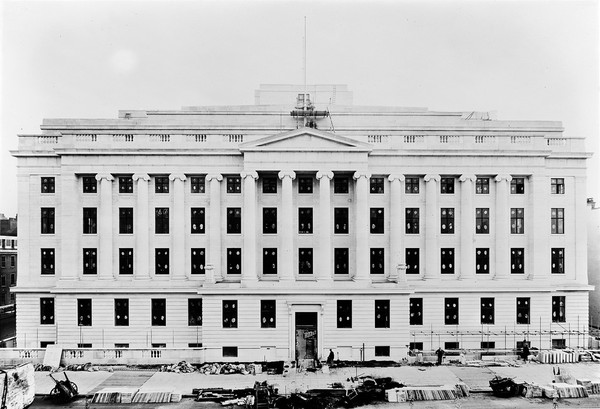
[241,171,259,283]
[424,174,440,279]
[459,174,476,279]
[207,174,223,281]
[278,171,296,281]
[316,171,334,281]
[169,173,187,280]
[529,175,548,280]
[494,174,512,278]
[132,173,150,279]
[60,173,79,280]
[353,171,370,281]
[96,173,114,279]
[388,174,405,282]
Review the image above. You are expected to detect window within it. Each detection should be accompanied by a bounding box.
[334,248,349,275]
[262,176,277,194]
[82,208,97,234]
[10,256,15,267]
[78,343,93,348]
[298,177,313,194]
[78,299,92,326]
[333,177,348,194]
[0,256,4,268]
[188,299,202,326]
[119,249,133,275]
[155,208,169,234]
[227,248,241,274]
[41,249,55,275]
[151,299,166,326]
[40,298,54,325]
[115,299,129,326]
[154,176,169,193]
[83,176,97,193]
[227,176,241,193]
[151,343,165,348]
[115,343,129,349]
[476,248,489,274]
[41,177,55,193]
[263,208,277,234]
[40,341,55,348]
[481,342,495,349]
[440,208,454,234]
[440,248,454,274]
[409,342,424,351]
[551,178,565,194]
[445,298,459,325]
[370,208,384,234]
[481,298,494,325]
[223,347,238,357]
[83,248,97,275]
[227,208,242,234]
[41,208,55,234]
[510,177,525,194]
[551,208,564,234]
[516,297,530,324]
[337,300,352,328]
[370,248,384,274]
[405,208,420,234]
[375,300,390,328]
[510,208,524,234]
[299,248,313,274]
[9,274,14,286]
[119,208,133,234]
[552,296,565,323]
[119,176,133,193]
[406,249,420,274]
[261,300,276,328]
[475,208,489,234]
[409,298,423,325]
[370,177,384,194]
[551,248,564,274]
[191,208,205,234]
[334,208,349,234]
[445,342,459,350]
[405,177,419,194]
[375,346,390,357]
[222,300,237,328]
[511,248,524,274]
[552,339,566,349]
[155,248,169,274]
[298,208,313,234]
[440,177,454,194]
[191,248,205,274]
[263,249,277,275]
[476,177,489,194]
[190,176,205,193]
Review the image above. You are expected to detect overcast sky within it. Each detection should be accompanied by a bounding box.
[0,0,598,217]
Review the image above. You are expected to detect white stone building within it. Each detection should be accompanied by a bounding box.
[12,84,592,361]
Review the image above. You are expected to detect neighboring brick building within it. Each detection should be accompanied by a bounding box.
[0,236,17,307]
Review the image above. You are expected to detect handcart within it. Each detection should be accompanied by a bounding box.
[489,376,519,398]
[48,372,78,403]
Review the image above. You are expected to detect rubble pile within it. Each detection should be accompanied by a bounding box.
[159,361,197,373]
[198,362,264,375]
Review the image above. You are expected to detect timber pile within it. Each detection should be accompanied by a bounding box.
[0,363,35,409]
[131,391,173,403]
[386,385,469,402]
[91,387,138,404]
[551,382,589,398]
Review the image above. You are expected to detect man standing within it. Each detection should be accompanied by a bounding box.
[521,340,530,362]
[436,347,445,365]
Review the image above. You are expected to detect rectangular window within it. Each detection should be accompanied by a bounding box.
[481,341,496,349]
[551,248,564,274]
[83,208,97,234]
[370,177,384,194]
[475,208,489,234]
[188,299,202,326]
[405,208,420,234]
[78,299,92,326]
[299,248,313,274]
[227,248,242,274]
[375,346,390,357]
[263,208,277,234]
[334,208,349,234]
[10,274,15,286]
[262,176,277,194]
[223,347,238,357]
[337,300,352,328]
[115,299,129,326]
[405,177,419,194]
[370,208,384,234]
[41,208,55,234]
[410,298,423,325]
[375,300,390,328]
[406,249,420,274]
[516,297,530,325]
[511,248,525,274]
[190,176,205,193]
[510,177,525,194]
[155,248,169,274]
[445,298,459,325]
[227,208,242,234]
[551,208,564,234]
[115,343,129,349]
[10,256,15,267]
[41,248,55,275]
[119,248,134,275]
[0,256,4,268]
[191,248,205,274]
[40,298,54,325]
[298,176,313,194]
[119,208,133,234]
[552,296,566,323]
[481,298,495,325]
[409,342,424,351]
[227,176,241,193]
[370,248,384,274]
[333,177,349,194]
[552,339,566,349]
[445,342,459,350]
[154,176,169,193]
[155,208,169,234]
[82,248,97,275]
[263,248,277,275]
[119,176,133,193]
[334,248,349,275]
[298,208,313,234]
[440,248,455,274]
[261,300,276,328]
[476,177,489,194]
[41,177,55,193]
[476,248,489,274]
[191,208,205,234]
[440,177,454,194]
[510,208,524,234]
[83,176,97,193]
[440,208,454,234]
[151,299,166,326]
[223,300,237,328]
[551,178,565,194]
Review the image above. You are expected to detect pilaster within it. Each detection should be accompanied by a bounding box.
[424,174,440,279]
[278,171,296,281]
[95,173,114,280]
[241,171,259,283]
[316,171,334,281]
[132,173,150,279]
[459,174,476,279]
[494,174,512,279]
[169,173,187,280]
[388,174,405,282]
[353,171,371,282]
[207,174,223,281]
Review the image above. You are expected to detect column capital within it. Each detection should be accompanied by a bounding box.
[424,174,440,183]
[278,170,296,181]
[206,173,223,182]
[241,171,259,180]
[316,170,334,180]
[169,173,187,182]
[459,174,477,183]
[495,174,513,183]
[132,173,150,182]
[95,173,114,182]
[353,171,371,180]
[388,174,405,182]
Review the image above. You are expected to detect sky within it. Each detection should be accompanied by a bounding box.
[0,0,598,217]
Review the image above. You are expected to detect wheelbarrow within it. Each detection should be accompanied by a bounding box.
[48,372,79,403]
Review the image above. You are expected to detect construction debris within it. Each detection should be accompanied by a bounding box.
[159,361,197,373]
[0,364,35,409]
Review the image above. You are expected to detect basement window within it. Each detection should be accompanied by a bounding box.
[374,346,390,357]
[223,347,238,357]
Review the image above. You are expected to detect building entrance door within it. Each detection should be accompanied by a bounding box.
[295,312,318,361]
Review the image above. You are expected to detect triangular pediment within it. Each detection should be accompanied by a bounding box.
[240,128,372,152]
